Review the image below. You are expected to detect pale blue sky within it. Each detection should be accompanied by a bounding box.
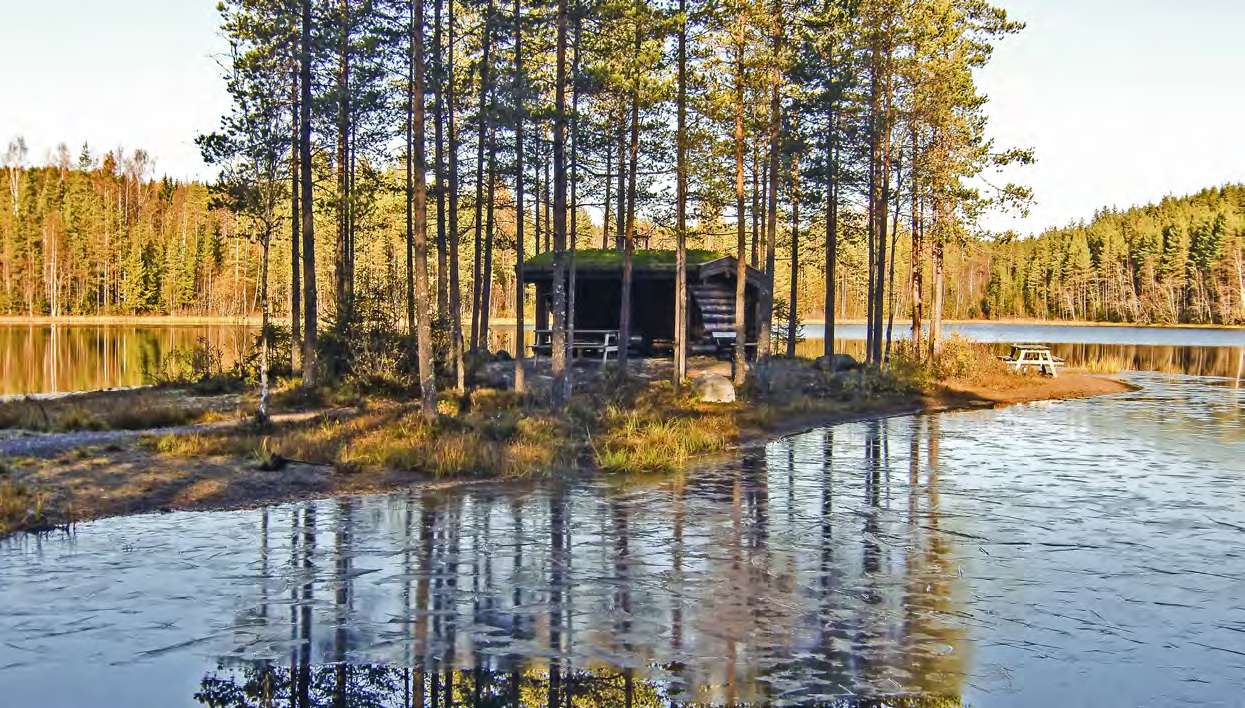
[2,0,1242,235]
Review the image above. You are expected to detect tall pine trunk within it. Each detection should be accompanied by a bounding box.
[910,127,923,354]
[411,0,437,417]
[260,225,271,421]
[618,10,641,372]
[434,0,449,323]
[551,0,570,405]
[615,120,626,251]
[929,202,945,356]
[787,124,800,359]
[406,16,417,340]
[290,63,302,373]
[447,0,465,390]
[469,2,493,352]
[568,3,582,390]
[300,0,318,386]
[759,0,782,361]
[732,6,748,385]
[336,0,352,328]
[884,169,902,362]
[482,117,498,350]
[513,0,526,393]
[875,38,893,365]
[824,110,838,359]
[601,134,612,249]
[674,0,688,385]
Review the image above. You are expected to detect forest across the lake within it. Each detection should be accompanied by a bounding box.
[2,156,1242,326]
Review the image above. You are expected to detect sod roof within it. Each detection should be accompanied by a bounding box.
[524,248,725,271]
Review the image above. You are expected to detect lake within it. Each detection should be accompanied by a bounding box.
[4,322,1243,395]
[1,368,1243,704]
[0,324,256,397]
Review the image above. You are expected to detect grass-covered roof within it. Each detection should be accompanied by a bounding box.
[525,248,725,270]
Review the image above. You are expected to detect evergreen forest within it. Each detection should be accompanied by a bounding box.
[3,0,1244,407]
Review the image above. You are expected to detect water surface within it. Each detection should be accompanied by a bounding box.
[0,324,255,396]
[1,373,1242,706]
[3,322,1243,394]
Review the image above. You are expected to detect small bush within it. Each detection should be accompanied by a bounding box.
[890,335,1011,387]
[143,337,243,394]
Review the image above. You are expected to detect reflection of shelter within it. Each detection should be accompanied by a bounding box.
[523,249,763,355]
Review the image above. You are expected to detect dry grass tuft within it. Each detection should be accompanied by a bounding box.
[0,460,55,535]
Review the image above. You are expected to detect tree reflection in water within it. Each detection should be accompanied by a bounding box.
[191,417,967,707]
[195,665,964,707]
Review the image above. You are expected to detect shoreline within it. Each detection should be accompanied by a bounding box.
[1,314,1241,331]
[803,317,1244,330]
[0,372,1135,537]
[0,315,270,326]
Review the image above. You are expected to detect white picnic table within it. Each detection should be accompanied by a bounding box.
[999,343,1064,377]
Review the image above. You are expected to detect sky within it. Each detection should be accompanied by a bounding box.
[2,0,1243,236]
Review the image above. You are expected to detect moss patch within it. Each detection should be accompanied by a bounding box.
[524,248,724,271]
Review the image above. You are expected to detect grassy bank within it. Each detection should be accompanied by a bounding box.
[0,388,239,433]
[0,341,1135,536]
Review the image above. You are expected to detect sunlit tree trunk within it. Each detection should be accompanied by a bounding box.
[787,123,800,359]
[824,109,839,359]
[910,126,923,354]
[289,64,301,373]
[336,0,352,328]
[602,134,613,249]
[618,11,641,372]
[448,0,465,390]
[469,2,494,352]
[482,112,499,351]
[551,0,570,405]
[732,4,748,385]
[674,0,689,385]
[513,0,526,393]
[759,0,782,361]
[434,0,450,325]
[568,5,582,392]
[412,0,437,416]
[259,224,271,421]
[406,9,417,340]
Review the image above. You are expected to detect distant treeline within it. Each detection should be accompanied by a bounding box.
[0,147,232,317]
[2,150,1242,326]
[980,185,1245,325]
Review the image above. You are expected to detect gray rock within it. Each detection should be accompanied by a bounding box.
[815,354,860,371]
[692,374,736,404]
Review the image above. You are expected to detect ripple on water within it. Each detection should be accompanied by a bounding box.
[0,373,1243,707]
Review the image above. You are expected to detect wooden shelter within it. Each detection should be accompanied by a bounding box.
[523,249,763,355]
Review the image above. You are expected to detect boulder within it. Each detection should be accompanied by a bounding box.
[692,374,736,404]
[493,350,514,362]
[815,353,860,372]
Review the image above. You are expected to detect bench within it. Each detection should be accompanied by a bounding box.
[531,329,621,364]
[711,332,759,362]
